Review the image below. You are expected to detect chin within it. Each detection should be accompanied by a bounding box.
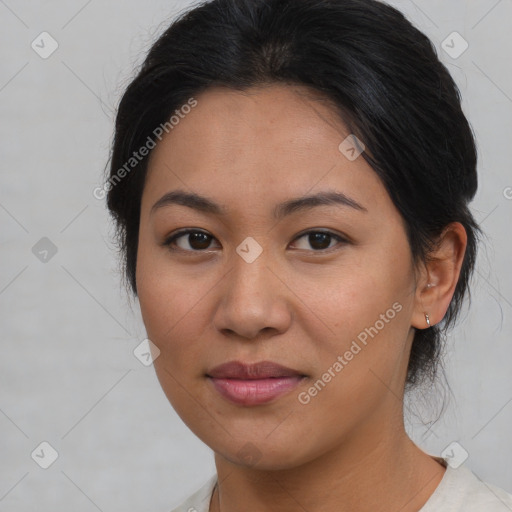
[206,431,319,472]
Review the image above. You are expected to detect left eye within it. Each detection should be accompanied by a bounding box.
[163,229,347,252]
[291,231,346,251]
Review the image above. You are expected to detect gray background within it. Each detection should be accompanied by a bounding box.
[0,0,511,510]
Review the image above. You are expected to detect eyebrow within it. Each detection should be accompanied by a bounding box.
[150,188,367,219]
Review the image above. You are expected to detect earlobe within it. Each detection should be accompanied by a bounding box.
[411,222,468,330]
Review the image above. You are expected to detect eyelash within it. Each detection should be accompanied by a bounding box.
[162,229,350,254]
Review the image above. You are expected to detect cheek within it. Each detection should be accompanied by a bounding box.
[302,243,415,403]
[135,245,229,439]
[310,247,412,343]
[291,271,412,440]
[135,242,217,371]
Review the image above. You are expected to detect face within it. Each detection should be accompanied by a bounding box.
[136,84,420,470]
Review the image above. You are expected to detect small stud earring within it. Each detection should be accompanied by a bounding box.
[425,313,431,327]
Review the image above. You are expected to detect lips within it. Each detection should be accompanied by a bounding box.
[207,360,304,379]
[206,360,306,406]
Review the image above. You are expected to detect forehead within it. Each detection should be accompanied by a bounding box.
[143,83,385,216]
[147,83,347,167]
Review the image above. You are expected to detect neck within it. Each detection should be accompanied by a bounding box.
[210,416,445,512]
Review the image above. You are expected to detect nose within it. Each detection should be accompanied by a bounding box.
[212,249,292,341]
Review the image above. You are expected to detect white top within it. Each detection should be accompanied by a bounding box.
[170,459,512,512]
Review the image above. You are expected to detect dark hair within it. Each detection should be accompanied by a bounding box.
[105,0,480,389]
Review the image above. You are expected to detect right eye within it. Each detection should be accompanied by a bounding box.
[163,229,220,252]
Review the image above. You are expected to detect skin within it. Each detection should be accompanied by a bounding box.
[136,83,467,512]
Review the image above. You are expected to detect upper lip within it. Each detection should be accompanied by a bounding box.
[206,360,305,379]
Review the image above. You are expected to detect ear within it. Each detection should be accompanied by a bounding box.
[411,222,468,330]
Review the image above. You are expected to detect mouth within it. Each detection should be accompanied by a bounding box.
[206,360,307,406]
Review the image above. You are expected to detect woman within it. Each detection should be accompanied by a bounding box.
[105,0,512,510]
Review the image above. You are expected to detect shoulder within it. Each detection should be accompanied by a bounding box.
[169,466,512,512]
[170,474,217,512]
[421,462,512,511]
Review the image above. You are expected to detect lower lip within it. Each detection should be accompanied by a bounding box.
[208,376,305,406]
